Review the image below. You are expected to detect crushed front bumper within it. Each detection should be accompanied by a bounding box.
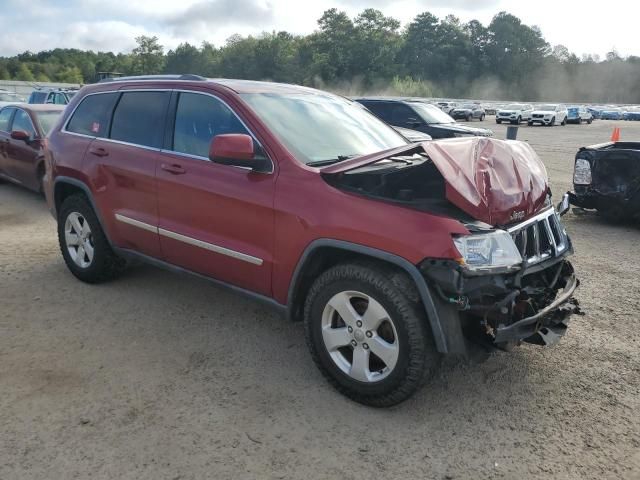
[420,255,582,347]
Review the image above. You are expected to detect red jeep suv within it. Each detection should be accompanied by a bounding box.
[44,75,580,406]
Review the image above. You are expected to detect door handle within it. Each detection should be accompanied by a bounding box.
[161,163,186,175]
[89,146,109,157]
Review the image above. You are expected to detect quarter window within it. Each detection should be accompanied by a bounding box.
[110,91,170,148]
[172,92,250,158]
[12,110,36,137]
[66,92,119,138]
[0,108,13,132]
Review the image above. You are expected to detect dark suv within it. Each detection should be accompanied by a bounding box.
[44,75,580,406]
[356,98,493,139]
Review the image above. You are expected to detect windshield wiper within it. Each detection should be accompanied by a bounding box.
[307,154,356,167]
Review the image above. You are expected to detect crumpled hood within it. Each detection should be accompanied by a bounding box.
[321,137,549,226]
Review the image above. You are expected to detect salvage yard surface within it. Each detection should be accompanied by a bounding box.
[1,120,639,480]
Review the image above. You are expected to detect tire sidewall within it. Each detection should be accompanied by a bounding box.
[306,276,424,398]
[58,195,112,282]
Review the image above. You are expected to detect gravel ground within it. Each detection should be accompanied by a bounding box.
[1,119,639,480]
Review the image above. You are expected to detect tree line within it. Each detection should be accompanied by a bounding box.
[1,8,639,103]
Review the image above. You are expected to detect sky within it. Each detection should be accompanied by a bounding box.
[0,0,637,59]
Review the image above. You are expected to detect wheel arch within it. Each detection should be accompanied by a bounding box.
[53,176,113,247]
[286,239,449,353]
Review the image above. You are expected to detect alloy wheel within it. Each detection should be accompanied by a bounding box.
[64,212,94,268]
[321,290,399,383]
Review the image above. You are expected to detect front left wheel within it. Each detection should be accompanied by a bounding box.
[58,194,126,283]
[304,263,439,407]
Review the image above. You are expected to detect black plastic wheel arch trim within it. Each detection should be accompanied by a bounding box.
[287,239,448,353]
[52,176,114,247]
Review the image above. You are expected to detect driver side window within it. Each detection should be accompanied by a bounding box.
[172,92,250,159]
[11,110,36,137]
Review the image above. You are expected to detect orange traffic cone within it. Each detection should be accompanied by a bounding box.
[611,127,620,142]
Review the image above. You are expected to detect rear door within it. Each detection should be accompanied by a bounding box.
[85,90,170,259]
[5,108,40,187]
[0,107,15,177]
[156,90,275,296]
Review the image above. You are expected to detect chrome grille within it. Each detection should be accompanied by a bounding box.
[508,208,568,265]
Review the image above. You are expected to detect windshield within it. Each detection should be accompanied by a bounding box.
[36,111,62,135]
[240,93,407,165]
[505,104,524,110]
[408,102,455,124]
[538,104,558,111]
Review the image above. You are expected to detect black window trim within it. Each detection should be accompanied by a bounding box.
[61,88,274,174]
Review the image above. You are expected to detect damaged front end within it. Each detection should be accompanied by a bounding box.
[421,207,582,347]
[570,141,640,221]
[321,137,582,349]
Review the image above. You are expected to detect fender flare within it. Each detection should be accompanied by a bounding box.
[286,239,449,353]
[53,176,114,247]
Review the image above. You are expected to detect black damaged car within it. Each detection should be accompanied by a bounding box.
[356,98,493,139]
[569,142,640,221]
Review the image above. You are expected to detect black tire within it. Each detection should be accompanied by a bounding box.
[587,118,592,124]
[528,121,533,126]
[467,114,472,122]
[496,119,501,124]
[304,262,439,407]
[561,117,567,126]
[549,117,555,126]
[480,114,485,121]
[57,194,126,283]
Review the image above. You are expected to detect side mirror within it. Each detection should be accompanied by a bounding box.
[209,134,270,173]
[10,130,30,142]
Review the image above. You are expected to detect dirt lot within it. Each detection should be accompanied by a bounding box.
[1,119,639,480]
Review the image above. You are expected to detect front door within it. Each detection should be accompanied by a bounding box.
[0,107,15,178]
[156,91,275,296]
[5,108,40,189]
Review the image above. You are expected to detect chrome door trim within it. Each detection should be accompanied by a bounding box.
[114,213,158,233]
[158,227,264,266]
[114,213,263,266]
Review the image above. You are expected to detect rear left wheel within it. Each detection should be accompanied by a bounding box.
[58,194,126,283]
[304,263,438,407]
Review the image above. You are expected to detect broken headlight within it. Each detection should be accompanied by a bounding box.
[573,158,592,185]
[453,230,522,273]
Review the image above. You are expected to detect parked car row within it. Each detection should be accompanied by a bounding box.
[355,98,493,138]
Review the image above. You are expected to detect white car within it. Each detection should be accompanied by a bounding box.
[437,101,458,114]
[528,104,568,126]
[496,104,533,124]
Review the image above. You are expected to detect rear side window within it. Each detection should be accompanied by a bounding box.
[66,93,119,137]
[110,91,170,148]
[172,92,249,158]
[0,108,13,132]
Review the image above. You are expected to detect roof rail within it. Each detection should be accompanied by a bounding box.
[98,74,207,83]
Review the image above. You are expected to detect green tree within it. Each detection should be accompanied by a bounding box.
[15,63,35,81]
[132,35,165,74]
